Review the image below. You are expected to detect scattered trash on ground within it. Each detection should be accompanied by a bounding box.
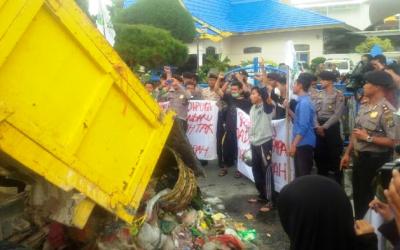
[244,213,255,221]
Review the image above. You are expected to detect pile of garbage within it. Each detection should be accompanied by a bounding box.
[94,148,259,250]
[0,127,261,249]
[32,146,259,250]
[96,193,259,250]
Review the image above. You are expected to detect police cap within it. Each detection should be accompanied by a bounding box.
[319,71,337,81]
[364,71,394,89]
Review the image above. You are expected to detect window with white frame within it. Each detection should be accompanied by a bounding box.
[294,44,310,63]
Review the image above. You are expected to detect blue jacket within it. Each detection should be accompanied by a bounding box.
[293,95,316,147]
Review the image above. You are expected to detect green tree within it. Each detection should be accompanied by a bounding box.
[198,55,231,82]
[310,57,326,73]
[115,0,196,43]
[114,24,188,69]
[355,37,394,53]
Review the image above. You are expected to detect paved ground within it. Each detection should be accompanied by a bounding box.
[197,161,290,249]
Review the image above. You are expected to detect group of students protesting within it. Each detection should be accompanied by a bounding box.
[144,54,400,249]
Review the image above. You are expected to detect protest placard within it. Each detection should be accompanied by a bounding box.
[186,100,218,160]
[236,110,294,192]
[236,108,254,182]
[271,119,295,192]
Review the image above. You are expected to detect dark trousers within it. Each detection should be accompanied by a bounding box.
[315,122,344,183]
[222,129,237,167]
[294,145,314,177]
[251,140,275,202]
[353,151,391,219]
[217,111,225,168]
[176,118,188,133]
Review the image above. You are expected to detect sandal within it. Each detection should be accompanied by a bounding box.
[259,202,274,212]
[234,171,242,178]
[259,206,271,212]
[219,169,228,177]
[248,198,258,203]
[248,196,267,204]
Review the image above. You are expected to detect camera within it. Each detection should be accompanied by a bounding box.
[375,146,400,202]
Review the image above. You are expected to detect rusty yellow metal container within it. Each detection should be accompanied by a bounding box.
[0,0,174,226]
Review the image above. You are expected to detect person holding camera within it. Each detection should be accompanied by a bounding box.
[341,71,397,219]
[314,71,345,184]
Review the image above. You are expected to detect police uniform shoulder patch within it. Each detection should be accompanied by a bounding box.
[382,104,392,113]
[382,104,395,127]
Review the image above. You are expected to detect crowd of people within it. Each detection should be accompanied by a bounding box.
[144,54,400,249]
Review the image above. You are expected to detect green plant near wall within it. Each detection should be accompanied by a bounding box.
[198,55,231,82]
[310,57,326,73]
[355,36,394,53]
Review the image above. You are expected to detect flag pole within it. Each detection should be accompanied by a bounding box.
[286,65,292,183]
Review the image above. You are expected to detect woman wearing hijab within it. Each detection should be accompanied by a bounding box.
[278,175,377,250]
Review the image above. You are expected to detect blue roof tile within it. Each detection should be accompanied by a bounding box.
[124,0,343,33]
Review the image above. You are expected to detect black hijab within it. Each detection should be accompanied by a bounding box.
[278,176,356,250]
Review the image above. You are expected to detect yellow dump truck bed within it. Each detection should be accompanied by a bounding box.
[0,0,174,226]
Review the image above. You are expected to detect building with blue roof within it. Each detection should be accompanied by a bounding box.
[124,0,359,66]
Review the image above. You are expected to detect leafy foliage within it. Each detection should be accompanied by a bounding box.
[198,55,231,82]
[310,57,326,73]
[355,36,394,53]
[114,24,188,69]
[115,0,196,43]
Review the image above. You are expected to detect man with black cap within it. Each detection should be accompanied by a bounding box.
[341,70,397,219]
[314,71,345,183]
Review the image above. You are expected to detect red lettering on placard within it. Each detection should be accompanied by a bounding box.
[238,112,250,128]
[187,113,213,123]
[189,102,212,112]
[272,139,288,156]
[272,162,288,181]
[193,145,209,156]
[237,128,249,144]
[187,124,214,135]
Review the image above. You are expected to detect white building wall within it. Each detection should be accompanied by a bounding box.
[187,29,360,66]
[286,0,371,30]
[309,3,371,30]
[223,29,323,65]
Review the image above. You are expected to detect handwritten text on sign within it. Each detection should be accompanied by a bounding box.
[271,119,294,192]
[236,109,294,192]
[186,100,218,160]
[236,108,254,182]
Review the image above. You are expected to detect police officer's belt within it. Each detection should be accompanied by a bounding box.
[354,151,391,158]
